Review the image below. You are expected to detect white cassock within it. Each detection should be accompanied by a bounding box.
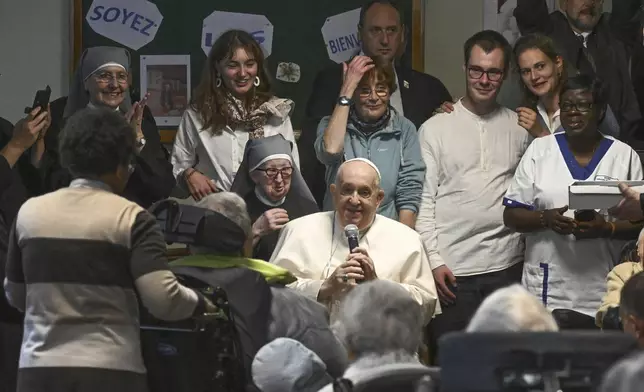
[503,133,643,316]
[269,211,439,324]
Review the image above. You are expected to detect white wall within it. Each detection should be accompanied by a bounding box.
[0,0,71,124]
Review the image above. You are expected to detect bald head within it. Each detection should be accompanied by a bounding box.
[336,159,381,188]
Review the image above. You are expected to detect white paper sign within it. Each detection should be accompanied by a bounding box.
[201,11,274,57]
[86,0,163,50]
[322,8,362,64]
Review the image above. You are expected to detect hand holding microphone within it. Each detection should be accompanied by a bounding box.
[343,224,377,283]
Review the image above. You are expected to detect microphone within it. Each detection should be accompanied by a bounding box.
[344,224,359,252]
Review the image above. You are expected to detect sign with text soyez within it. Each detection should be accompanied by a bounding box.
[322,8,362,64]
[201,11,274,57]
[86,0,163,50]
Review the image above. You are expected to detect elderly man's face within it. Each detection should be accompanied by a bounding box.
[84,65,129,109]
[560,0,603,32]
[251,158,293,201]
[330,162,384,230]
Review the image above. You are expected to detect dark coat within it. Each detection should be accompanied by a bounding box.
[39,96,175,208]
[514,0,642,145]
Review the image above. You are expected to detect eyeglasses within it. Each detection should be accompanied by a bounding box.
[560,102,594,112]
[468,66,504,82]
[358,87,389,98]
[95,71,128,85]
[257,167,293,179]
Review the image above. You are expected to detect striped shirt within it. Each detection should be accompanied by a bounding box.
[4,179,203,376]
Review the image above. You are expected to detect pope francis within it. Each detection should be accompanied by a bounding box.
[270,158,439,323]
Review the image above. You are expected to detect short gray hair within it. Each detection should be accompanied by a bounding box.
[466,284,558,333]
[332,280,423,357]
[196,192,252,238]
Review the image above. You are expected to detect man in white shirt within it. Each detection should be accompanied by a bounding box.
[416,30,532,359]
[270,158,438,324]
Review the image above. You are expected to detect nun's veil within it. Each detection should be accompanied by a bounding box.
[230,135,317,211]
[63,46,133,119]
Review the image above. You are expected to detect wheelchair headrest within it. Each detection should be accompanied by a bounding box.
[148,199,246,252]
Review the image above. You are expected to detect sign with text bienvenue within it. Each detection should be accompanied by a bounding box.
[322,8,362,64]
[86,0,163,50]
[201,11,273,57]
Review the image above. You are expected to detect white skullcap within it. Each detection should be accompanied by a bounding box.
[341,158,382,182]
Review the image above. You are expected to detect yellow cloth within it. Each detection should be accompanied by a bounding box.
[269,211,439,325]
[170,255,297,285]
[596,262,644,327]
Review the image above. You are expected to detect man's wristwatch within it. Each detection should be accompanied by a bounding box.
[136,137,146,149]
[337,96,352,106]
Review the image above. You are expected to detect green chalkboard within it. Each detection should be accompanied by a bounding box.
[79,0,414,132]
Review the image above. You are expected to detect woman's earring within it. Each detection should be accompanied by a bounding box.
[215,76,222,88]
[254,76,261,87]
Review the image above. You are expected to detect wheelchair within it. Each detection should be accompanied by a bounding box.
[139,274,247,392]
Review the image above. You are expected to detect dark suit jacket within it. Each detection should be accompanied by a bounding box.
[38,96,176,208]
[0,117,30,324]
[299,63,451,206]
[514,0,642,145]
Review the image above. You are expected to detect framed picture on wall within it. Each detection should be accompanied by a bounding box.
[483,0,557,45]
[139,54,191,127]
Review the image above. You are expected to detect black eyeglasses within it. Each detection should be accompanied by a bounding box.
[468,66,504,82]
[257,167,293,179]
[560,102,594,112]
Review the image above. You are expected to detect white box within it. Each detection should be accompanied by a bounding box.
[569,181,644,210]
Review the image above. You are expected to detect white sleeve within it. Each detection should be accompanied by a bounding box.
[415,122,445,270]
[503,140,537,210]
[270,221,324,301]
[170,110,201,179]
[280,117,300,169]
[627,147,644,181]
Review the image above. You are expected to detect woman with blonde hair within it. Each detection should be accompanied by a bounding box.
[171,30,298,201]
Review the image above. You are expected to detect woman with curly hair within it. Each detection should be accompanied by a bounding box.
[171,30,299,201]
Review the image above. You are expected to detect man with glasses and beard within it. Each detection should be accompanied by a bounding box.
[416,31,532,362]
[514,0,642,144]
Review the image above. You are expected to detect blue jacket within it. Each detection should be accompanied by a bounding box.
[314,110,426,220]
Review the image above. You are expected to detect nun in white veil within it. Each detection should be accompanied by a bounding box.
[39,46,175,208]
[231,134,318,261]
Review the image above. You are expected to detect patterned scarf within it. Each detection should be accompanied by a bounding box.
[224,93,292,139]
[348,105,391,135]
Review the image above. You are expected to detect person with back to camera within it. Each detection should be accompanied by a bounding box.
[503,75,644,329]
[41,46,175,208]
[315,56,425,228]
[4,107,215,392]
[171,30,299,201]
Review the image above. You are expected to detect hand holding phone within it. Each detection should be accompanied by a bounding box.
[25,85,51,116]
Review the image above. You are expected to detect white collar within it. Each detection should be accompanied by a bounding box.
[87,101,120,111]
[254,186,285,207]
[69,178,113,192]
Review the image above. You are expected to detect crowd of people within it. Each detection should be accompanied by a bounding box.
[3,0,644,391]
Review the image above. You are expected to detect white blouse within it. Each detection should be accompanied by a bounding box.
[171,107,300,191]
